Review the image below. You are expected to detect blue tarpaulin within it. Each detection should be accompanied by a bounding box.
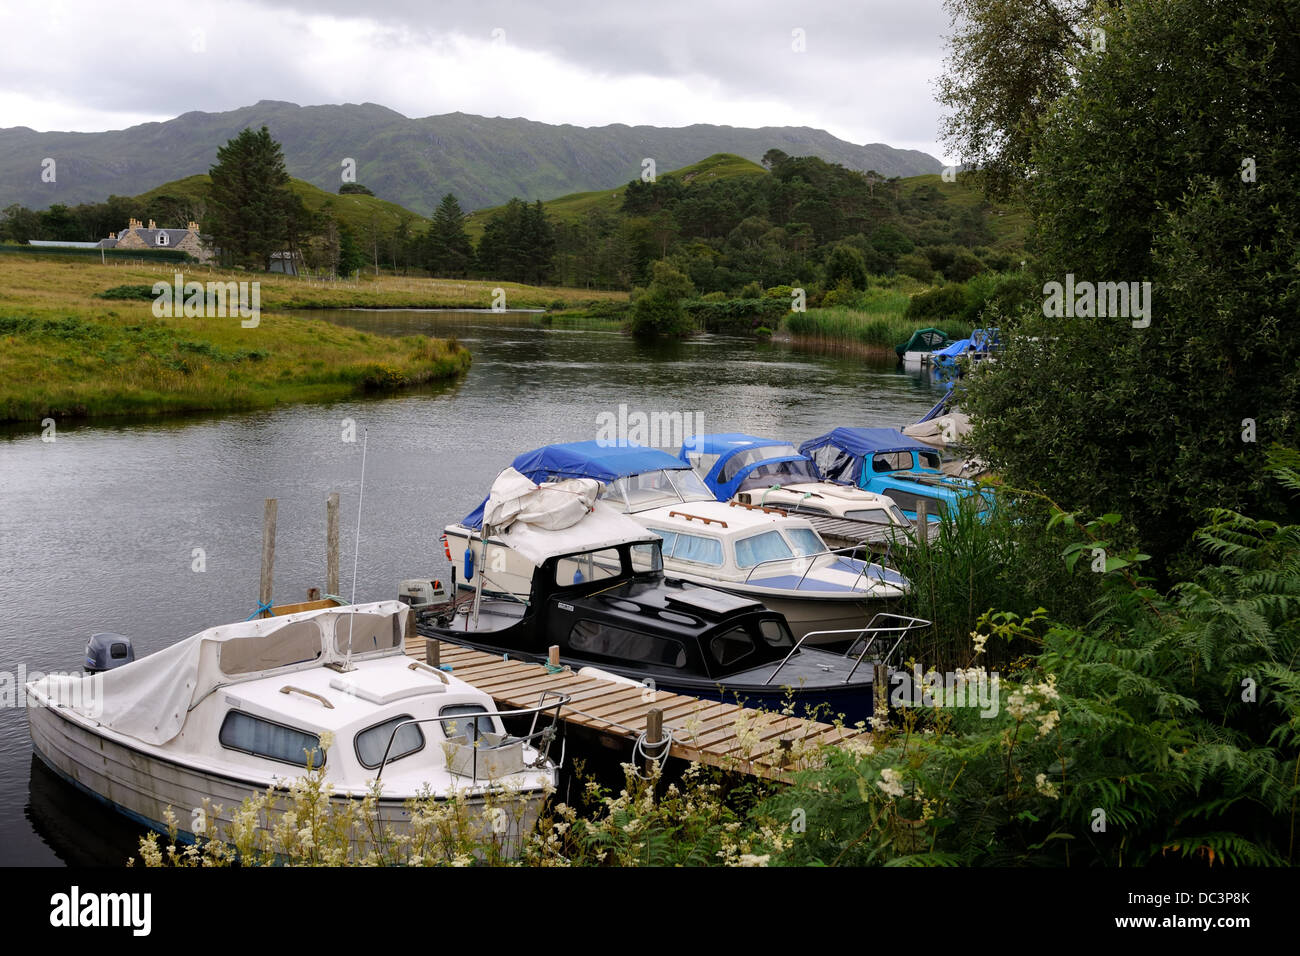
[678,433,808,501]
[461,440,690,529]
[798,428,934,484]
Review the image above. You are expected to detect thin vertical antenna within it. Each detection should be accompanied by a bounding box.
[344,428,368,669]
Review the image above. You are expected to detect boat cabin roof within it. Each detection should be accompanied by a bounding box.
[636,500,820,542]
[46,601,413,747]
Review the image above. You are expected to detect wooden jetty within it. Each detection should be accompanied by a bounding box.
[258,491,874,782]
[403,633,870,781]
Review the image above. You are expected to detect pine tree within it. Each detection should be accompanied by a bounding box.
[206,126,300,270]
[422,194,474,277]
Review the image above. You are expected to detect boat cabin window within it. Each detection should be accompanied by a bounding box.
[884,489,949,518]
[686,452,721,482]
[629,541,664,573]
[710,627,756,668]
[919,451,942,470]
[759,619,794,648]
[568,620,686,668]
[219,711,325,768]
[333,611,402,656]
[439,704,495,741]
[553,548,624,586]
[734,530,795,569]
[783,527,825,557]
[845,507,891,525]
[871,451,915,473]
[648,528,723,567]
[602,469,714,511]
[355,715,425,769]
[735,458,819,491]
[719,445,801,483]
[219,620,322,676]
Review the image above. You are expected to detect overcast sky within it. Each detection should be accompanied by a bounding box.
[0,0,957,162]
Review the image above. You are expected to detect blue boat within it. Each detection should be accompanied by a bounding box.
[931,327,1002,372]
[798,427,993,523]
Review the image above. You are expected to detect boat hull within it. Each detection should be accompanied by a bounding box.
[27,698,547,859]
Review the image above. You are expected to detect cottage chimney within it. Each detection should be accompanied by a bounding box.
[147,219,156,230]
[128,218,141,230]
[108,232,116,240]
[186,221,199,232]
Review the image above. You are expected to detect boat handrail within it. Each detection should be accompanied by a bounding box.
[279,685,335,709]
[728,500,788,516]
[741,544,890,594]
[407,659,450,683]
[373,691,571,782]
[761,612,930,687]
[668,510,728,528]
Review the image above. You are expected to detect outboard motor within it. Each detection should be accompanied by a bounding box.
[85,632,134,673]
[398,579,449,608]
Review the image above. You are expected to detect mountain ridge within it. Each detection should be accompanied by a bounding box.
[0,100,943,216]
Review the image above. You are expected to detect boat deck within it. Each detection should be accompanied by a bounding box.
[402,632,870,781]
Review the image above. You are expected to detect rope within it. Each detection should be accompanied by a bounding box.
[631,727,675,780]
[244,600,273,621]
[543,663,565,675]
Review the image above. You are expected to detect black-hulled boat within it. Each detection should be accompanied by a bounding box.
[415,482,890,723]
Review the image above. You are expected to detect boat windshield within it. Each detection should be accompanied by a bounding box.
[720,445,802,483]
[734,458,819,492]
[783,527,826,557]
[600,469,715,512]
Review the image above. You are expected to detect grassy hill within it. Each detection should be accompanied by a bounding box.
[135,174,427,237]
[465,153,768,238]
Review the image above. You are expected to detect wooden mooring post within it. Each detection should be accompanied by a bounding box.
[259,499,277,618]
[644,708,664,776]
[326,492,340,597]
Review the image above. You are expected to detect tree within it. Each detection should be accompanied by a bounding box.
[964,0,1300,570]
[476,198,555,284]
[630,261,695,337]
[422,193,474,277]
[937,0,1098,199]
[206,125,301,270]
[823,244,869,291]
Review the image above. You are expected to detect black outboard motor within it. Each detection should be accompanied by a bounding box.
[85,633,134,673]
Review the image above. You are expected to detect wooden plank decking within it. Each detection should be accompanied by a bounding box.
[403,634,868,781]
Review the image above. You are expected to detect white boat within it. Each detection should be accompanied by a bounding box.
[442,470,908,645]
[25,600,561,858]
[630,500,909,643]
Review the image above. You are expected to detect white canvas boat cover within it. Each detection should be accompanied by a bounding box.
[902,411,972,449]
[498,500,661,566]
[29,601,408,747]
[482,467,601,531]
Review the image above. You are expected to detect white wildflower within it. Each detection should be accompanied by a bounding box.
[878,767,905,799]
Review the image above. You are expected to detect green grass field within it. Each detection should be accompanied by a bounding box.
[0,257,626,422]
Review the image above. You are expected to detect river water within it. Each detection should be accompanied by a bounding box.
[0,309,944,865]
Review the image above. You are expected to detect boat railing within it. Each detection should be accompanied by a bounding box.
[741,545,894,594]
[373,690,571,783]
[762,612,931,687]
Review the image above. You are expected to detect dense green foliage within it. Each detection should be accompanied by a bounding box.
[206,126,310,270]
[964,0,1300,571]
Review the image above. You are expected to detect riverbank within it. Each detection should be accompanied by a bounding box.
[781,293,969,351]
[0,257,610,422]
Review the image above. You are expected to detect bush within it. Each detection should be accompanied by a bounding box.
[905,283,968,322]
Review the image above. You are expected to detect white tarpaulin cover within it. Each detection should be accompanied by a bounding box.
[29,601,408,747]
[498,500,661,566]
[902,411,973,449]
[482,467,601,531]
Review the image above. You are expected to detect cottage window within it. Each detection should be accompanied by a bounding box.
[156,232,169,246]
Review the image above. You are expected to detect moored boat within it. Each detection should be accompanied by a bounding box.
[422,474,902,722]
[25,600,562,857]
